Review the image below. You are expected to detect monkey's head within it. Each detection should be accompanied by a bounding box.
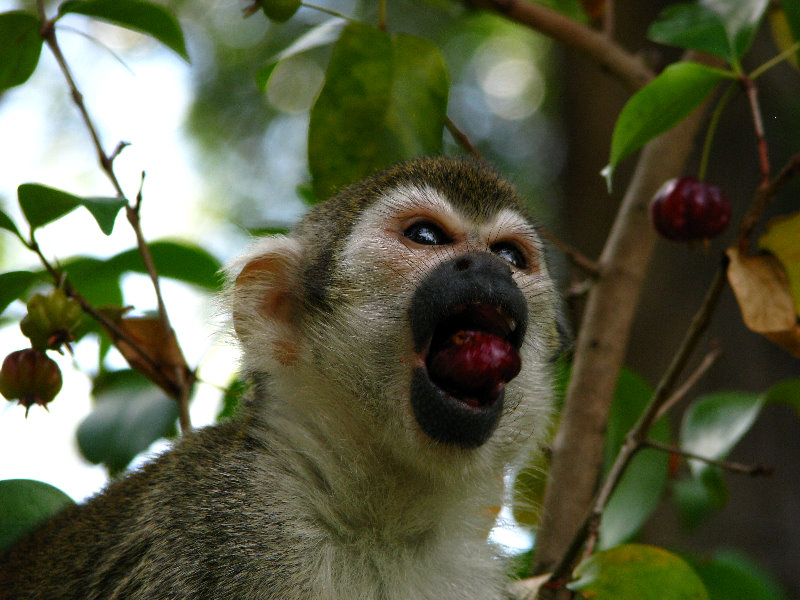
[230,157,560,470]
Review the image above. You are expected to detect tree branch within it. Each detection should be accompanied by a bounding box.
[531,51,722,582]
[467,0,653,90]
[641,439,774,477]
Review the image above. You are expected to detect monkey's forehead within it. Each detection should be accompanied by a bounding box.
[296,156,529,238]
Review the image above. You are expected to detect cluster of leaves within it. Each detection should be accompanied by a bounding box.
[0,0,222,527]
[0,0,799,599]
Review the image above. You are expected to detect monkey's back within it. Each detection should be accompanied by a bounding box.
[0,419,300,600]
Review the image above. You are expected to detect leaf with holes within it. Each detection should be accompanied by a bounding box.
[308,23,448,199]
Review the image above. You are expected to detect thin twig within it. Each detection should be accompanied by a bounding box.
[653,344,722,422]
[641,439,774,477]
[467,0,653,90]
[444,116,485,162]
[539,229,600,277]
[36,0,193,429]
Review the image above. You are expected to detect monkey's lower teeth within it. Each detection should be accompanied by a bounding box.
[426,330,521,405]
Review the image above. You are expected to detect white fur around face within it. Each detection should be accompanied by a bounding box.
[225,184,559,600]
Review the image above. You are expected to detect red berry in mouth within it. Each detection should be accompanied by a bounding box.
[650,177,731,242]
[0,349,63,415]
[427,330,521,405]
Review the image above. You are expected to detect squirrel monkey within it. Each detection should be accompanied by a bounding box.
[0,157,561,599]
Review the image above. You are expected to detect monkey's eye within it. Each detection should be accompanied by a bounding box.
[403,221,452,246]
[491,241,528,269]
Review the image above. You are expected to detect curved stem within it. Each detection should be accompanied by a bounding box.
[698,84,735,181]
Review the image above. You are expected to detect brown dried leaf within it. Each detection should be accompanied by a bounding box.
[112,317,188,394]
[726,247,800,358]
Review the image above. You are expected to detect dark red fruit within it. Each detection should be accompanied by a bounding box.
[650,177,731,242]
[0,349,63,415]
[427,330,521,405]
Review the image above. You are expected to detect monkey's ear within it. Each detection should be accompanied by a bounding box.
[229,235,303,369]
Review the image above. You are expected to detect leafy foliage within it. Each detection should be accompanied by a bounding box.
[0,479,74,551]
[0,12,43,92]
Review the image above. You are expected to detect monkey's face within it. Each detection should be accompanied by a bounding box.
[231,159,559,464]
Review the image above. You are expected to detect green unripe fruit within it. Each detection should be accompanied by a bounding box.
[258,0,300,22]
[19,288,82,350]
[0,349,63,414]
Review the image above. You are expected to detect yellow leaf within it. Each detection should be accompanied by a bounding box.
[727,247,800,358]
[760,210,800,316]
[769,8,799,70]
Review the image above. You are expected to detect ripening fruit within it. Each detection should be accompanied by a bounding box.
[428,330,521,402]
[650,177,731,242]
[20,288,82,351]
[0,349,63,414]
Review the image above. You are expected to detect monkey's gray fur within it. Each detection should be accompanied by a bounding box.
[0,157,561,600]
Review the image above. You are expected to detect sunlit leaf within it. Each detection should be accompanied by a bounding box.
[308,23,449,200]
[256,19,346,89]
[0,12,43,92]
[18,184,125,235]
[0,479,74,551]
[605,62,730,186]
[680,391,764,477]
[568,544,709,600]
[59,0,188,60]
[689,550,791,600]
[781,0,800,69]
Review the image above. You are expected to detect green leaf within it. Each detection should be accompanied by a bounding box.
[0,270,44,316]
[648,3,731,60]
[782,1,800,67]
[259,0,301,23]
[0,12,43,92]
[58,0,188,60]
[762,377,800,415]
[680,391,764,477]
[308,23,449,200]
[0,479,74,551]
[108,240,223,290]
[600,368,670,548]
[216,378,251,422]
[569,544,709,600]
[256,19,346,90]
[605,61,730,186]
[59,256,124,307]
[703,0,769,63]
[18,184,125,235]
[688,550,791,600]
[0,206,24,242]
[77,370,178,474]
[673,467,728,529]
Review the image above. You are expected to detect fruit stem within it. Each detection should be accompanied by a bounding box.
[740,75,771,186]
[698,84,734,182]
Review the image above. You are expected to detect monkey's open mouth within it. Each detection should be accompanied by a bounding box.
[424,303,522,408]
